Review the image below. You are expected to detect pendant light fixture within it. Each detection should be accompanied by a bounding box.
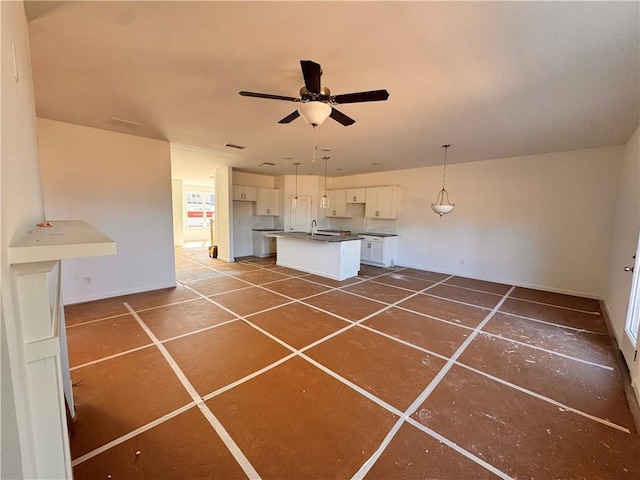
[431,144,455,217]
[320,156,329,209]
[291,162,301,209]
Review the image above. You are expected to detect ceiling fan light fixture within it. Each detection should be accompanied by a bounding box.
[297,101,331,127]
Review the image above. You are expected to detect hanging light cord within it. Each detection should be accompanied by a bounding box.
[324,157,327,194]
[441,144,450,190]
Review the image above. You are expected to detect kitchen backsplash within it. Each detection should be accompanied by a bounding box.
[252,216,276,229]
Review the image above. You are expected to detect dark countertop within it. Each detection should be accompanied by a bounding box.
[358,232,398,237]
[252,228,284,232]
[317,229,352,233]
[268,232,362,243]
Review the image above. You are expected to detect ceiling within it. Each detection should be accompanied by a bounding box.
[25,1,639,182]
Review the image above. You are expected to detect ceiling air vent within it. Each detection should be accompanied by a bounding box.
[108,117,142,129]
[258,162,276,167]
[224,143,246,150]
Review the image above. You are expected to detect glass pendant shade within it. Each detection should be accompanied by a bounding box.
[291,162,300,209]
[431,188,455,216]
[320,156,329,209]
[298,102,331,127]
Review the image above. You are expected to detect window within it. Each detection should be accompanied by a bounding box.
[186,191,215,228]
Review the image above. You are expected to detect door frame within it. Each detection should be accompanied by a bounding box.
[621,235,640,401]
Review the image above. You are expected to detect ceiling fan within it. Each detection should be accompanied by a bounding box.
[239,60,389,127]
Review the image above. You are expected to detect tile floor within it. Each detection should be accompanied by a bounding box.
[65,247,640,479]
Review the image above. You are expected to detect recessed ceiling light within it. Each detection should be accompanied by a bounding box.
[335,168,342,171]
[372,162,380,166]
[258,162,276,167]
[321,147,332,152]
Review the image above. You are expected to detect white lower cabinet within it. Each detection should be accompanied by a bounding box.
[360,235,397,267]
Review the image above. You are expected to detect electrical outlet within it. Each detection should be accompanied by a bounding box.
[83,276,93,285]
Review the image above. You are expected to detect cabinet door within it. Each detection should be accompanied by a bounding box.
[326,190,350,217]
[325,190,338,217]
[346,188,366,204]
[364,187,379,218]
[361,240,372,261]
[233,185,258,201]
[243,186,258,202]
[377,186,395,218]
[365,186,397,219]
[371,242,384,264]
[256,188,279,215]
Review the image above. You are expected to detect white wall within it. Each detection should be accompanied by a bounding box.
[215,166,233,261]
[1,1,46,477]
[171,179,184,246]
[605,126,640,341]
[37,118,176,304]
[331,146,623,298]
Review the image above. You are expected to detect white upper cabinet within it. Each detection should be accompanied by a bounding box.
[325,189,351,218]
[365,186,398,219]
[345,188,366,204]
[256,188,280,216]
[232,185,258,201]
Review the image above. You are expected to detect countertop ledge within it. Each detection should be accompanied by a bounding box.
[358,232,398,237]
[252,228,284,232]
[268,232,362,243]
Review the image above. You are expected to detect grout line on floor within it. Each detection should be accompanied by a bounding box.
[159,317,242,344]
[404,417,515,480]
[124,303,261,479]
[477,331,615,371]
[65,311,133,329]
[392,303,483,330]
[421,292,495,312]
[497,310,607,335]
[455,361,632,434]
[352,285,516,480]
[358,318,629,433]
[440,280,507,298]
[71,402,197,466]
[202,353,297,401]
[69,343,155,371]
[507,295,601,315]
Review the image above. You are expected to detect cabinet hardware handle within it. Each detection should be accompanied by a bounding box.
[624,266,634,272]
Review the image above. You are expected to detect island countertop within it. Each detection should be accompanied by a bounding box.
[267,232,362,243]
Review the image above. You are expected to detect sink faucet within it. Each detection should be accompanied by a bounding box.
[311,219,317,235]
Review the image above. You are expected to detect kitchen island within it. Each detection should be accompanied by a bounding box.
[268,232,362,280]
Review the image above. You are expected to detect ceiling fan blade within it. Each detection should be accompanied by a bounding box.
[239,91,299,102]
[278,110,300,124]
[330,108,355,126]
[300,60,322,95]
[331,89,390,104]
